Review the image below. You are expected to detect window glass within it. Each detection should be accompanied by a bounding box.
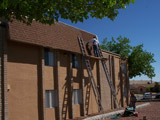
[73,89,82,105]
[48,51,54,66]
[72,54,79,68]
[44,48,49,65]
[51,90,57,108]
[44,48,54,66]
[121,63,127,74]
[45,90,57,108]
[45,91,50,108]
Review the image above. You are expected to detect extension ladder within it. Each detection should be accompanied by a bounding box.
[97,45,119,108]
[78,37,103,112]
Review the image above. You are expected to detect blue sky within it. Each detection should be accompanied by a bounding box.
[60,0,160,82]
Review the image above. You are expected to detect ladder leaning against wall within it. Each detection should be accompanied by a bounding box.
[78,36,119,112]
[97,44,119,108]
[78,37,103,112]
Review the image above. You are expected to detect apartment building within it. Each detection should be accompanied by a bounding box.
[0,20,129,120]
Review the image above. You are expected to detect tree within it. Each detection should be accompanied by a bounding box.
[100,36,156,79]
[101,36,132,57]
[153,82,160,92]
[145,85,152,92]
[128,44,155,79]
[0,0,135,24]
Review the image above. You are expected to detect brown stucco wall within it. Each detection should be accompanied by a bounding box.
[100,53,112,111]
[7,41,39,120]
[84,59,99,115]
[72,56,81,118]
[6,40,129,120]
[120,60,129,107]
[59,51,70,119]
[44,65,56,120]
[114,57,122,106]
[99,51,129,110]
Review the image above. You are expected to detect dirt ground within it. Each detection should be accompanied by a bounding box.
[108,102,160,120]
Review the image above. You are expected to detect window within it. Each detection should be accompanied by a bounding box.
[72,54,79,68]
[45,90,57,108]
[121,63,127,74]
[73,89,82,105]
[44,48,54,66]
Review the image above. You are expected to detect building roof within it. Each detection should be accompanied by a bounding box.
[7,20,123,58]
[130,80,153,85]
[58,22,96,36]
[8,20,95,54]
[130,84,154,89]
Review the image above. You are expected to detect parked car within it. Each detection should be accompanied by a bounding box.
[155,93,160,99]
[143,92,152,99]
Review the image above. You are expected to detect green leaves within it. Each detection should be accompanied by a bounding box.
[101,36,132,57]
[0,0,135,24]
[1,0,8,8]
[100,36,156,79]
[128,44,156,79]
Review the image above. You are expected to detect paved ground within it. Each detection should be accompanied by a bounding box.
[108,102,160,120]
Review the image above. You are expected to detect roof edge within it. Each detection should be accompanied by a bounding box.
[102,49,120,57]
[58,21,96,36]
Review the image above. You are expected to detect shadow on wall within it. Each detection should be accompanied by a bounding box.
[117,62,129,107]
[8,41,46,120]
[61,81,69,120]
[61,54,96,118]
[8,40,97,119]
[117,72,122,106]
[8,41,40,65]
[83,59,97,115]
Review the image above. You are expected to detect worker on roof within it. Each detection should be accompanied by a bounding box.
[87,36,99,57]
